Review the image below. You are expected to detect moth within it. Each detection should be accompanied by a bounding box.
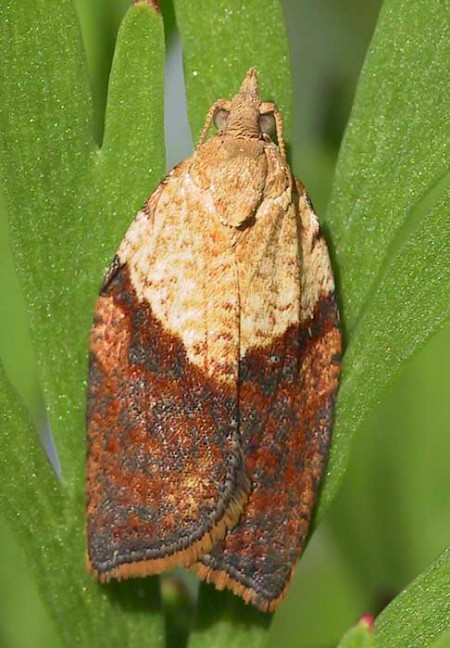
[86,69,341,612]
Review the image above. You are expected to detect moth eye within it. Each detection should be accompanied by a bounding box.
[259,112,276,138]
[214,108,230,130]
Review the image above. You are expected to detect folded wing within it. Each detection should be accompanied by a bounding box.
[86,163,250,580]
[192,180,342,611]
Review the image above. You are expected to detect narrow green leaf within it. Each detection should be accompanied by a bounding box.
[322,182,450,512]
[99,2,166,213]
[337,619,375,648]
[0,0,95,480]
[0,0,94,208]
[0,363,72,644]
[0,361,62,549]
[1,2,167,645]
[0,524,62,648]
[1,0,165,488]
[326,320,450,604]
[0,198,43,426]
[375,547,450,647]
[319,0,450,512]
[428,629,450,648]
[328,0,450,332]
[73,0,132,144]
[173,0,292,144]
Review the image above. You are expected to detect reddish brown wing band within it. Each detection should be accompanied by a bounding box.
[87,264,249,580]
[192,181,342,612]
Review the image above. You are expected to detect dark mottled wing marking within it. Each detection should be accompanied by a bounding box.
[86,201,250,580]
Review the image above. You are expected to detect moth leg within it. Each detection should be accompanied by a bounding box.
[198,99,231,145]
[259,102,287,162]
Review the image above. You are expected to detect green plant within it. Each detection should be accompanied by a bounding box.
[1,1,450,646]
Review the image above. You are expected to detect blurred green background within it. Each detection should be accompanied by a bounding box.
[2,1,450,647]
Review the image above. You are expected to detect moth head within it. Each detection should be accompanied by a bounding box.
[208,70,282,150]
[213,105,276,141]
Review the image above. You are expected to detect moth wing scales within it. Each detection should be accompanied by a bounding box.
[86,161,250,581]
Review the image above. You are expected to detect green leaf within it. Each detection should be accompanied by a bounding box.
[375,547,450,647]
[428,629,450,648]
[0,0,95,481]
[326,319,450,602]
[0,1,166,645]
[329,0,450,332]
[99,3,166,210]
[337,619,375,648]
[1,0,165,487]
[0,198,43,426]
[319,0,450,513]
[0,361,62,562]
[73,0,132,144]
[0,524,62,648]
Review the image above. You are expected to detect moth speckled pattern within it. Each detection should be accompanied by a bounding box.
[86,69,342,612]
